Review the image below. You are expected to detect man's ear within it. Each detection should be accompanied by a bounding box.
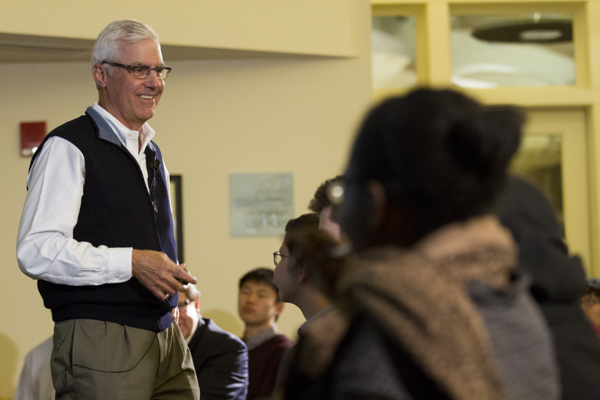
[274,301,284,316]
[93,64,108,88]
[296,264,307,285]
[366,180,387,232]
[194,299,200,314]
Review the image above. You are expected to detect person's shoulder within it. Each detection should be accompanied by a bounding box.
[203,318,247,351]
[270,333,295,348]
[48,113,96,143]
[25,336,53,360]
[55,113,94,131]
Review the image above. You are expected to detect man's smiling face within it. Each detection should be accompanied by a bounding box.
[98,38,165,130]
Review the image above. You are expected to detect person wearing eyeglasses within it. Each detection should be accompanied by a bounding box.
[273,213,330,333]
[16,19,199,400]
[177,283,249,400]
[237,268,293,400]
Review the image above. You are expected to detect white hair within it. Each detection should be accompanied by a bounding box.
[91,19,159,70]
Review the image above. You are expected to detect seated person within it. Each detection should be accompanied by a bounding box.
[238,268,294,400]
[498,175,600,400]
[15,337,54,400]
[581,279,600,340]
[274,213,330,332]
[178,283,248,400]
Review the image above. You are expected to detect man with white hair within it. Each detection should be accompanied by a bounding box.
[17,19,199,399]
[178,284,248,400]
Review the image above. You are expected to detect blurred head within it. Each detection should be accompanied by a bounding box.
[339,88,523,251]
[274,213,319,303]
[309,176,343,240]
[238,268,284,327]
[178,284,201,339]
[582,279,600,326]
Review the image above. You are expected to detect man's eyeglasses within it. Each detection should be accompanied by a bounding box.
[273,252,289,266]
[102,61,172,80]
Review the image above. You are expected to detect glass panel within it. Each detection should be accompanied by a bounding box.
[510,135,564,228]
[451,13,574,88]
[372,16,417,89]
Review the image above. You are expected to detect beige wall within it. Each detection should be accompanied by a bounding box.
[0,0,357,57]
[0,2,372,397]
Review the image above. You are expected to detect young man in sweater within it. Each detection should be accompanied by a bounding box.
[238,268,294,400]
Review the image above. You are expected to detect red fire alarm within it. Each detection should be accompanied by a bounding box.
[21,121,47,157]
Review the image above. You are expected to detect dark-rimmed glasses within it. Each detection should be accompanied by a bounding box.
[102,61,172,80]
[273,252,289,266]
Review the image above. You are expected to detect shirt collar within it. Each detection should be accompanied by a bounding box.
[92,103,155,156]
[244,324,279,351]
[185,317,202,345]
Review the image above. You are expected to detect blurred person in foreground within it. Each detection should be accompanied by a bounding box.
[178,284,248,400]
[497,175,600,400]
[282,88,560,400]
[238,268,294,399]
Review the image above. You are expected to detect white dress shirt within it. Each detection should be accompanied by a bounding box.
[16,103,170,286]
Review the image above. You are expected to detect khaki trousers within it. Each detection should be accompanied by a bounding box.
[51,319,200,400]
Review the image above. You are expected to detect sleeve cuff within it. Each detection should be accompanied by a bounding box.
[106,247,133,283]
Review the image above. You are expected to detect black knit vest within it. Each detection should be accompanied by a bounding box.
[31,109,177,332]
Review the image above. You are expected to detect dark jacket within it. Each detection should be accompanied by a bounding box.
[497,176,600,400]
[188,318,248,400]
[32,107,177,332]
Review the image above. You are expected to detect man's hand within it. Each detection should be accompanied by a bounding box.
[132,249,197,300]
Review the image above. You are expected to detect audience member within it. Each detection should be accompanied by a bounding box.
[16,19,198,399]
[308,176,343,240]
[238,268,294,399]
[498,175,600,400]
[178,283,248,400]
[274,213,330,331]
[284,88,559,400]
[582,279,600,340]
[14,337,54,400]
[272,213,330,392]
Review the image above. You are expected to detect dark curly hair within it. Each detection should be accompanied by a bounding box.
[308,176,343,214]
